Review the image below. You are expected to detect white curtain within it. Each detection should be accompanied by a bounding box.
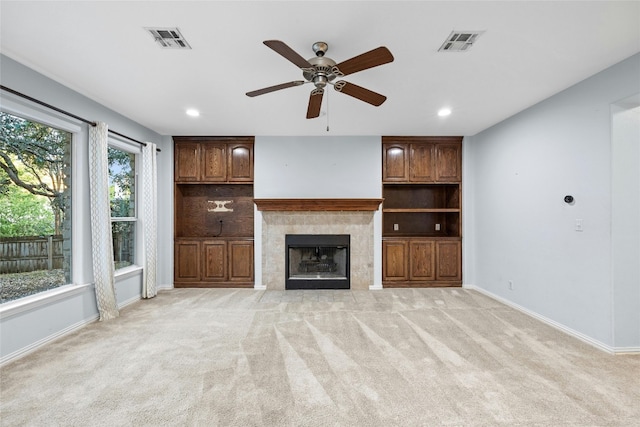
[89,122,119,320]
[141,142,158,298]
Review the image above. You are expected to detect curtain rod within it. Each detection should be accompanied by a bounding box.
[1,85,161,152]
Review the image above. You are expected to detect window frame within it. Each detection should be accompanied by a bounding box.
[0,93,81,306]
[107,137,141,272]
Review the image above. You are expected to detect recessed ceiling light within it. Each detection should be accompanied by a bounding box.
[438,108,452,117]
[186,109,200,117]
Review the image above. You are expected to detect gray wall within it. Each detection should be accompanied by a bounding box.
[464,53,640,350]
[0,55,174,363]
[611,97,640,348]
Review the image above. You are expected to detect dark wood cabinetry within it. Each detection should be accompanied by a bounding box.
[175,238,254,286]
[174,137,254,288]
[174,137,254,183]
[382,137,462,287]
[383,137,461,183]
[382,238,460,285]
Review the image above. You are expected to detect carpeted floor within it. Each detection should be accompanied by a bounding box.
[1,288,639,426]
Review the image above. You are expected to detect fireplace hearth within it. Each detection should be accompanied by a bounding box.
[285,234,350,289]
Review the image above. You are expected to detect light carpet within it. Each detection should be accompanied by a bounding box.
[1,288,639,426]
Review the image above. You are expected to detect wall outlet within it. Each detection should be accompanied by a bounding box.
[393,224,399,231]
[508,280,514,290]
[435,223,441,231]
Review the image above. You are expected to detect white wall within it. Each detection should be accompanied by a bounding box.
[465,53,640,350]
[254,136,383,287]
[0,55,173,363]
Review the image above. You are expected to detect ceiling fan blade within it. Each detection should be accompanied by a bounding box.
[306,89,324,119]
[333,46,394,76]
[334,81,387,106]
[264,40,314,70]
[246,80,305,97]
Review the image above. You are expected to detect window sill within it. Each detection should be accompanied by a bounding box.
[114,265,143,281]
[0,283,93,320]
[0,267,145,320]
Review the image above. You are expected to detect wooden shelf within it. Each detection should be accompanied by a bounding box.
[383,208,460,213]
[254,198,384,212]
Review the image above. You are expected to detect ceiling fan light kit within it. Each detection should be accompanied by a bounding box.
[246,40,394,119]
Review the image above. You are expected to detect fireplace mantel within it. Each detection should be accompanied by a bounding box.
[254,198,383,212]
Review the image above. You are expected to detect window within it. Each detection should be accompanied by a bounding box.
[0,111,72,303]
[108,144,137,270]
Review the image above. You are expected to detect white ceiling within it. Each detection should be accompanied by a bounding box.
[1,1,639,137]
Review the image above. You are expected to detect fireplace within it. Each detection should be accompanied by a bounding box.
[254,198,383,290]
[285,234,350,289]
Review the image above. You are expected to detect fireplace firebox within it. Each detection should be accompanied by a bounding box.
[285,234,350,289]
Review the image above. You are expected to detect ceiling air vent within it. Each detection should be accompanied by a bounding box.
[145,27,191,49]
[438,31,484,52]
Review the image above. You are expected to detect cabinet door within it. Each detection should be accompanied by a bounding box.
[175,240,201,281]
[383,144,409,182]
[436,240,461,281]
[202,240,227,281]
[435,143,462,182]
[409,143,435,182]
[228,143,253,182]
[382,240,408,281]
[228,240,254,282]
[175,143,200,182]
[409,240,436,281]
[202,143,227,182]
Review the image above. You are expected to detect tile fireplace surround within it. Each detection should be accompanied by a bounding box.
[256,199,382,290]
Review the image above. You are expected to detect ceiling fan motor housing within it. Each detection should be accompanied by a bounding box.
[304,56,337,89]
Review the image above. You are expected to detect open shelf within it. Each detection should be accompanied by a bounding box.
[383,184,459,210]
[382,183,461,238]
[175,184,254,238]
[382,211,460,237]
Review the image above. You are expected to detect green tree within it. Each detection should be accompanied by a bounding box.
[0,183,54,237]
[0,112,70,234]
[108,147,135,218]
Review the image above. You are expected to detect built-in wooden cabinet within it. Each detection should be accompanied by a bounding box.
[174,240,201,282]
[174,137,254,288]
[174,137,254,183]
[382,136,462,287]
[383,137,461,183]
[382,238,461,284]
[175,238,254,286]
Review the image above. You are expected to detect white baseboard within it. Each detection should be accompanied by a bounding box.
[463,285,639,355]
[118,294,141,309]
[0,314,98,367]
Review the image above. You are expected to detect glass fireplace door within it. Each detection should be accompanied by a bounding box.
[285,234,350,289]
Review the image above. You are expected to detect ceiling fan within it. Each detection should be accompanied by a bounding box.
[246,40,394,119]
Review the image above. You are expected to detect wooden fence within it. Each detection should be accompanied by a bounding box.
[0,235,64,274]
